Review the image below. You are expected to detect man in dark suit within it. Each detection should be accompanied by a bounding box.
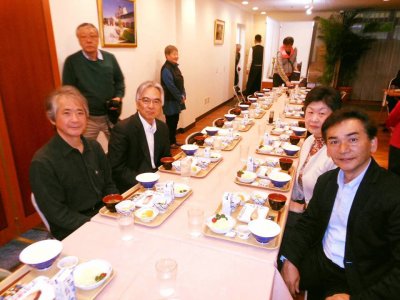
[281,108,400,300]
[108,81,171,193]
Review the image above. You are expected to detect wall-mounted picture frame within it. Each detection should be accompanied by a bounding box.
[97,0,137,47]
[214,19,225,45]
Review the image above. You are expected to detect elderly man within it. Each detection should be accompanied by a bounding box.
[62,23,125,140]
[30,86,118,240]
[108,81,171,193]
[281,108,400,299]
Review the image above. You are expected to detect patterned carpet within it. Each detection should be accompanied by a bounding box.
[0,229,50,273]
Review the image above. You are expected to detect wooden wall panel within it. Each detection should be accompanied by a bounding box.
[0,0,60,239]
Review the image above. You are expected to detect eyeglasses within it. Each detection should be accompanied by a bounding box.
[78,34,99,40]
[139,97,162,105]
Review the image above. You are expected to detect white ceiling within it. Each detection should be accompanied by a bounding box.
[224,0,400,13]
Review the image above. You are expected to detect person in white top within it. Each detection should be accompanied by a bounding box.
[279,86,342,268]
[281,109,400,299]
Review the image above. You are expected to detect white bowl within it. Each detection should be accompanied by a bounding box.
[115,200,135,215]
[57,256,79,269]
[281,144,301,156]
[268,171,292,188]
[237,171,257,183]
[205,126,220,136]
[248,219,281,244]
[181,144,199,156]
[258,145,273,154]
[224,114,236,121]
[272,128,285,135]
[291,126,307,136]
[174,183,191,198]
[135,206,159,222]
[209,152,222,162]
[206,215,236,234]
[136,172,160,188]
[73,259,112,290]
[19,240,63,270]
[251,191,269,205]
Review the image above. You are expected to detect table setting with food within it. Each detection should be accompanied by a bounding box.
[1,86,300,300]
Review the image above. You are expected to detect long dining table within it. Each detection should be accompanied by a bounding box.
[1,91,302,299]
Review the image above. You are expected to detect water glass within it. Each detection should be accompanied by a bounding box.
[187,207,204,238]
[180,157,191,185]
[117,213,134,241]
[239,144,249,163]
[155,258,177,298]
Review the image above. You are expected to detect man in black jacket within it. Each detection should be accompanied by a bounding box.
[108,81,170,193]
[245,34,263,96]
[281,108,400,300]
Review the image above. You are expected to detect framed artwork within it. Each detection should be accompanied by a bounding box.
[214,19,225,45]
[97,0,137,47]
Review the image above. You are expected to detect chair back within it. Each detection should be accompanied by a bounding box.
[31,193,51,232]
[185,132,204,145]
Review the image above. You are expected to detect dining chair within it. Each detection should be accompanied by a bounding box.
[31,193,51,234]
[185,132,204,145]
[378,77,395,122]
[233,85,245,105]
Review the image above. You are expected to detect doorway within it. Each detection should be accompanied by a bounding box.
[236,24,245,90]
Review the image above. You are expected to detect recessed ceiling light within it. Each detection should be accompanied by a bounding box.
[242,1,249,4]
[383,0,390,2]
[252,6,259,11]
[261,11,266,15]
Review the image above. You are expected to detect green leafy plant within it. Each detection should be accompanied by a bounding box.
[318,11,375,87]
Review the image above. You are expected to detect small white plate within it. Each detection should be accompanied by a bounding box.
[73,259,112,290]
[174,183,191,198]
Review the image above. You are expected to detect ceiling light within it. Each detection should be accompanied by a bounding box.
[242,1,249,4]
[252,7,259,11]
[306,7,313,15]
[261,11,266,15]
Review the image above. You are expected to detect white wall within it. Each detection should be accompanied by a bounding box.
[49,0,252,132]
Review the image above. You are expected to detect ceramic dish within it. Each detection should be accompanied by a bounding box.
[73,259,112,291]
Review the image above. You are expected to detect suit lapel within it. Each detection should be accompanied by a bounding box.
[346,160,379,236]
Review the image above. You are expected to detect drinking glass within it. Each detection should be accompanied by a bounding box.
[239,144,249,163]
[117,213,134,241]
[187,207,204,238]
[155,258,177,298]
[180,157,191,185]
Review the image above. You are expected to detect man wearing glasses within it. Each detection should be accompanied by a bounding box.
[63,23,125,140]
[108,81,171,193]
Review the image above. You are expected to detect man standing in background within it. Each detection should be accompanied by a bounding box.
[63,23,125,140]
[245,34,264,96]
[161,45,186,149]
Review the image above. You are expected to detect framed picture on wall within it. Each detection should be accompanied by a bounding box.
[97,0,137,47]
[214,19,225,45]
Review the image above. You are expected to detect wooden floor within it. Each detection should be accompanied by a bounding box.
[173,99,390,169]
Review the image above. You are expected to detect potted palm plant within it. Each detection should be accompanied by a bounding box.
[317,11,375,99]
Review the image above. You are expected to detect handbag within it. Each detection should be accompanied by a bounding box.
[106,99,122,124]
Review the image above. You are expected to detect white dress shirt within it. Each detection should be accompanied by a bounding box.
[138,113,157,169]
[82,49,103,61]
[322,160,371,268]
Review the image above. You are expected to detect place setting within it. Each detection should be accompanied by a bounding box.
[202,190,287,250]
[0,240,115,299]
[234,155,294,192]
[158,144,223,176]
[99,173,193,227]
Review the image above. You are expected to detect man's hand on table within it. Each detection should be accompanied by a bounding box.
[281,259,300,297]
